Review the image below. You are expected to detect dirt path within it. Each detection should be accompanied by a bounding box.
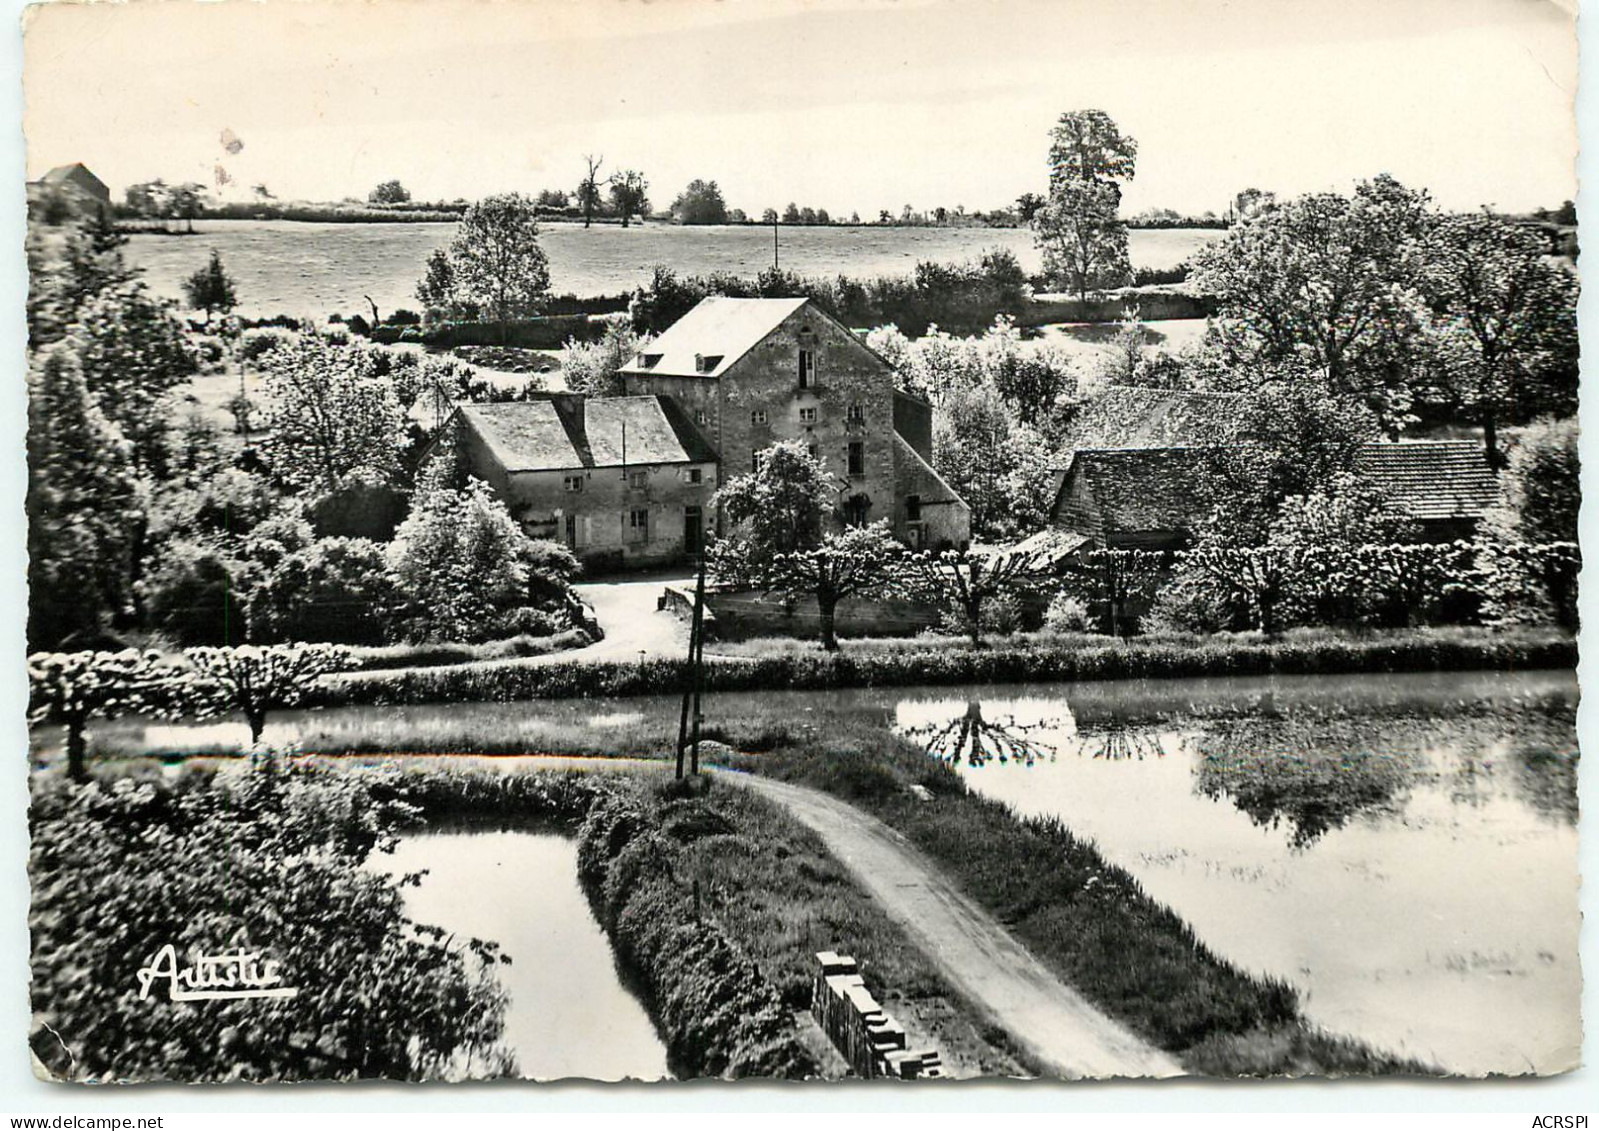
[731,772,1186,1080]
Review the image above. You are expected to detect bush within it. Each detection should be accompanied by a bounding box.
[1043,591,1094,634]
[29,766,511,1082]
[238,328,289,361]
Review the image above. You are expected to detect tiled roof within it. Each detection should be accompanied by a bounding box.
[619,296,809,378]
[1056,440,1499,539]
[1067,386,1243,450]
[1069,448,1210,537]
[1354,441,1499,521]
[459,396,714,472]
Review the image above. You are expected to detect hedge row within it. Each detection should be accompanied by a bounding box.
[310,630,1576,707]
[575,787,816,1079]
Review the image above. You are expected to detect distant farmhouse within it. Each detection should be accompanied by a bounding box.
[1046,386,1500,551]
[439,297,970,569]
[27,162,111,220]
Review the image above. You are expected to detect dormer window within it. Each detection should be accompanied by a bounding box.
[637,352,663,369]
[798,349,816,389]
[694,353,723,374]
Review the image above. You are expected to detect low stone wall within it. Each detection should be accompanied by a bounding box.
[661,585,942,641]
[811,951,942,1080]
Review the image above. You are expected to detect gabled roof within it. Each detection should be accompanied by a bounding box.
[1353,441,1499,521]
[619,296,810,379]
[39,163,109,201]
[1067,385,1243,450]
[459,396,715,473]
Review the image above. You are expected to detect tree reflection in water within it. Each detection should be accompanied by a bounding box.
[903,701,1059,768]
[1072,709,1166,762]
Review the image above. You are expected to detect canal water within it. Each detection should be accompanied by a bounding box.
[882,673,1580,1076]
[370,830,669,1081]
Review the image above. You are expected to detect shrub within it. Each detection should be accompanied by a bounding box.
[238,328,289,362]
[1043,591,1094,634]
[29,767,511,1082]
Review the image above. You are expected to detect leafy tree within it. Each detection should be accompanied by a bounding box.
[762,208,780,225]
[258,331,405,497]
[388,479,578,643]
[27,348,145,650]
[608,170,650,227]
[1421,211,1579,468]
[933,382,1054,540]
[577,154,605,228]
[368,179,412,205]
[782,203,801,224]
[68,285,199,475]
[414,247,467,318]
[1199,373,1380,544]
[28,220,139,346]
[1033,110,1137,302]
[535,188,570,209]
[563,320,645,397]
[1476,417,1580,628]
[182,249,239,325]
[251,537,398,645]
[710,441,834,575]
[27,649,178,779]
[713,521,903,651]
[1015,192,1045,222]
[169,182,206,233]
[1191,176,1433,429]
[671,179,729,225]
[183,643,354,744]
[123,178,171,221]
[903,543,1062,647]
[442,194,551,327]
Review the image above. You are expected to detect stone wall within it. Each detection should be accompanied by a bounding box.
[664,584,943,641]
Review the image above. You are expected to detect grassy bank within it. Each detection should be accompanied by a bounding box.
[710,718,1441,1077]
[311,626,1574,708]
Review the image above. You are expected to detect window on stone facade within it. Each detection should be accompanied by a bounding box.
[628,469,648,489]
[687,468,703,484]
[847,402,865,424]
[844,495,870,526]
[799,407,817,424]
[751,409,768,426]
[848,441,865,477]
[564,475,583,492]
[798,349,816,389]
[695,409,709,426]
[808,443,819,461]
[628,508,649,541]
[906,495,922,522]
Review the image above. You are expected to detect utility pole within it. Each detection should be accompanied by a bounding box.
[773,217,779,270]
[675,549,708,779]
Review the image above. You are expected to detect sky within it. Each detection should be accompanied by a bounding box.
[21,0,1580,218]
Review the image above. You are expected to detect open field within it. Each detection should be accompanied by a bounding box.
[121,220,1220,318]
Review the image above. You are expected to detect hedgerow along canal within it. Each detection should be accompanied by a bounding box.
[369,829,669,1081]
[119,667,1578,1076]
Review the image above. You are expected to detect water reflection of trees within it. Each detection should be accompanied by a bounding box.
[1070,709,1166,762]
[1191,717,1413,850]
[903,702,1059,768]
